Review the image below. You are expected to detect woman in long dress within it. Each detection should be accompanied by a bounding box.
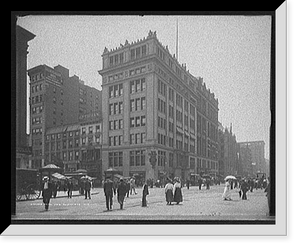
[165,179,174,205]
[173,177,183,204]
[222,179,232,201]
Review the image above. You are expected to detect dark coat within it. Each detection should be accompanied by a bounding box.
[84,181,92,190]
[117,181,127,205]
[117,181,127,196]
[142,184,149,196]
[42,181,52,203]
[103,179,114,196]
[173,185,183,203]
[241,181,249,192]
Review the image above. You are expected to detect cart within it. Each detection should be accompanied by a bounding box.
[16,168,41,201]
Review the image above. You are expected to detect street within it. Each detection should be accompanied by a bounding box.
[12,184,272,221]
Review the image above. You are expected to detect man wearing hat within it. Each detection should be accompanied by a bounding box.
[103,176,114,211]
[42,176,53,211]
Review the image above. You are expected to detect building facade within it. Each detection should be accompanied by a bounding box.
[44,110,102,178]
[238,140,266,176]
[28,64,102,169]
[16,26,35,169]
[99,30,219,181]
[218,123,239,177]
[238,143,253,177]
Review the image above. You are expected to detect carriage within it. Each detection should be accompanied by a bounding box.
[16,168,41,201]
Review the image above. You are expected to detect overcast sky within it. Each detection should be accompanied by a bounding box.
[17,15,271,159]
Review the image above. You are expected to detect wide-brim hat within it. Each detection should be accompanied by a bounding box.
[43,176,49,181]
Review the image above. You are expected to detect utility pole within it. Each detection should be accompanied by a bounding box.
[176,18,179,60]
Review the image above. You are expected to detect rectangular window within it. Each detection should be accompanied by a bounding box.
[135,116,140,127]
[135,98,141,111]
[141,132,146,144]
[120,53,124,63]
[141,97,146,110]
[130,49,135,60]
[119,119,123,129]
[136,79,141,92]
[136,47,141,58]
[141,116,146,126]
[130,134,135,145]
[141,78,146,91]
[119,102,123,114]
[135,133,141,144]
[130,99,135,112]
[130,117,135,128]
[142,45,146,56]
[130,151,135,166]
[130,81,135,94]
[109,104,114,115]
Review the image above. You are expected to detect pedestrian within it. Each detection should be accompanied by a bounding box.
[131,177,137,195]
[142,180,149,207]
[198,177,203,190]
[240,179,249,200]
[186,179,190,190]
[67,179,73,198]
[222,179,232,201]
[41,176,52,211]
[206,178,210,190]
[164,178,174,205]
[173,177,183,205]
[126,179,130,198]
[52,181,58,198]
[84,179,92,199]
[103,176,114,211]
[117,178,127,209]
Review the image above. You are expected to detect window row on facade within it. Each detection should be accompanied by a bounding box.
[45,136,101,151]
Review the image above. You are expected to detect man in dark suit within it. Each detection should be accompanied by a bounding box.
[42,176,52,211]
[103,176,114,210]
[84,179,92,199]
[117,178,127,209]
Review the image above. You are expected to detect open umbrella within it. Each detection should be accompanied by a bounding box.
[42,164,61,169]
[224,175,237,181]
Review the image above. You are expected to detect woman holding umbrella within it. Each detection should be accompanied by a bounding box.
[222,175,236,201]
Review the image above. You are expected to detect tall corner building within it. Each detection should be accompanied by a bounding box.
[28,64,102,169]
[98,30,219,181]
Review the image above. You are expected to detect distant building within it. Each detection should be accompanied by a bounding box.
[218,123,239,177]
[98,30,219,181]
[16,26,35,169]
[238,143,253,177]
[238,140,266,176]
[44,111,102,179]
[28,64,102,169]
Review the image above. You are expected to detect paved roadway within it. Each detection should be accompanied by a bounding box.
[12,184,272,221]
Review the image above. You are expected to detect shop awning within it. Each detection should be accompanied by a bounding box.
[52,172,68,180]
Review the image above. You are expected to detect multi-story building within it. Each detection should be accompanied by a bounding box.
[16,26,35,169]
[79,110,102,179]
[218,123,239,177]
[98,30,219,181]
[28,64,102,169]
[44,110,102,176]
[238,143,252,177]
[238,140,266,176]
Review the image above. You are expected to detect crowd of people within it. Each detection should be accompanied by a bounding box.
[40,174,269,212]
[222,177,269,201]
